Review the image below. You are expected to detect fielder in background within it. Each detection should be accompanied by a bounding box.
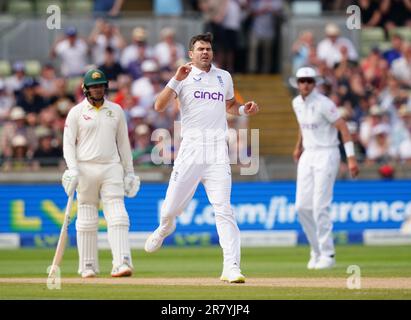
[62,69,140,278]
[144,33,259,283]
[290,67,359,270]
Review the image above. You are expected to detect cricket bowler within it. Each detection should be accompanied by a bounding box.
[144,33,259,283]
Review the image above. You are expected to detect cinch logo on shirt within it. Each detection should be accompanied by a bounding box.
[194,90,224,102]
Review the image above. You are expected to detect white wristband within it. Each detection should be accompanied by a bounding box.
[166,77,181,91]
[239,105,247,116]
[344,141,355,158]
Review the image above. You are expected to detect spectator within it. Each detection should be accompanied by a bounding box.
[0,106,37,159]
[50,26,89,77]
[16,78,47,115]
[32,127,63,169]
[390,94,410,125]
[36,106,63,141]
[292,30,315,74]
[380,0,411,32]
[248,0,283,74]
[120,27,154,70]
[317,23,358,68]
[218,0,246,73]
[98,46,125,91]
[396,105,411,161]
[226,112,249,164]
[89,19,126,65]
[0,79,15,124]
[338,108,366,177]
[379,74,401,111]
[348,121,366,162]
[111,74,134,107]
[359,105,388,148]
[147,106,176,132]
[391,104,411,159]
[121,95,139,120]
[37,63,61,100]
[48,78,76,106]
[2,135,32,172]
[360,47,389,87]
[5,61,26,95]
[321,0,352,11]
[199,0,246,72]
[391,43,411,88]
[366,123,395,164]
[356,0,382,27]
[198,0,228,67]
[128,106,148,140]
[131,60,161,110]
[132,124,154,166]
[383,33,403,66]
[153,27,185,70]
[93,0,124,18]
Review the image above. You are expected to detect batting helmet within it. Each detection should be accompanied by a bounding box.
[82,69,108,97]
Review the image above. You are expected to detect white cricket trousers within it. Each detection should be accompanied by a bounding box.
[75,162,132,274]
[158,140,241,271]
[295,147,340,258]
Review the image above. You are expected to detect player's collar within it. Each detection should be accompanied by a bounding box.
[84,98,109,111]
[191,64,217,75]
[302,90,318,102]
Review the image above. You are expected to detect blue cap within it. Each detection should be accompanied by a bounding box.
[23,77,38,88]
[65,26,77,36]
[13,61,25,72]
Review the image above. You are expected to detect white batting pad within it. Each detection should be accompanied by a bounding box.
[103,200,132,268]
[76,205,99,274]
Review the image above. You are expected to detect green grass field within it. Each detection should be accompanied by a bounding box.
[0,245,410,299]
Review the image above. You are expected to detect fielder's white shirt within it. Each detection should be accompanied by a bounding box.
[63,98,134,173]
[172,64,234,142]
[55,39,88,77]
[292,91,340,149]
[316,37,358,68]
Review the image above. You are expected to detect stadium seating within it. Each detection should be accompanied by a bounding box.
[389,27,411,42]
[360,27,386,57]
[65,76,82,94]
[24,60,42,77]
[7,1,34,15]
[0,60,11,77]
[66,0,93,14]
[234,75,297,156]
[35,0,65,15]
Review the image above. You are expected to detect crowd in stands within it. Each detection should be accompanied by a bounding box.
[291,21,411,175]
[0,14,250,171]
[0,0,410,174]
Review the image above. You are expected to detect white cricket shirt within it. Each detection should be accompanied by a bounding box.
[292,91,341,149]
[55,39,88,77]
[63,98,134,173]
[172,64,234,143]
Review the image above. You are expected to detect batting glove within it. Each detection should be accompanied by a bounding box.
[62,169,79,196]
[124,173,140,198]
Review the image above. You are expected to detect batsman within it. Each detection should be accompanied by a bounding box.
[62,69,140,278]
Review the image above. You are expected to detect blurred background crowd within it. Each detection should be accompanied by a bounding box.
[0,0,410,179]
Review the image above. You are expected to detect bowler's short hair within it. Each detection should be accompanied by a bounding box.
[189,33,213,51]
